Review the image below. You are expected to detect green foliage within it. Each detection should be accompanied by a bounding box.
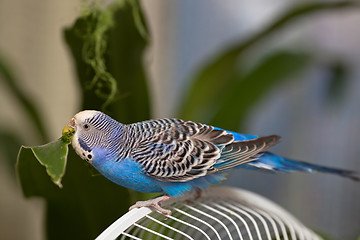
[179,1,359,124]
[16,1,152,239]
[64,0,151,123]
[17,142,67,197]
[18,140,68,188]
[9,0,359,239]
[209,52,310,130]
[0,130,22,176]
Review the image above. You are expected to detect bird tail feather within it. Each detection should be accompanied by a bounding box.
[246,152,360,181]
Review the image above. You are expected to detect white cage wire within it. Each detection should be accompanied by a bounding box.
[96,186,322,240]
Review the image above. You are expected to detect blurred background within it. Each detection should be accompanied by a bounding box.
[0,0,359,239]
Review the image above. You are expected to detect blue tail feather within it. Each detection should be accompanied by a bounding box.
[244,152,360,181]
[212,127,358,180]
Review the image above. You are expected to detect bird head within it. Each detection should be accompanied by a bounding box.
[62,110,102,162]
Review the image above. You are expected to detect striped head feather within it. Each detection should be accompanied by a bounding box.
[69,110,125,163]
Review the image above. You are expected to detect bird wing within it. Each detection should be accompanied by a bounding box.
[130,119,279,182]
[213,135,280,171]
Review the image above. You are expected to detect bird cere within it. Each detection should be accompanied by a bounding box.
[61,118,76,144]
[63,110,359,215]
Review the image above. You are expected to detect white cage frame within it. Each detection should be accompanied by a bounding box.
[96,186,322,240]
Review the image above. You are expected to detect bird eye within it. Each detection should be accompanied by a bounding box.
[83,124,90,130]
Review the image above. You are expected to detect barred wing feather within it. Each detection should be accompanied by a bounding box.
[130,119,280,182]
[213,135,281,171]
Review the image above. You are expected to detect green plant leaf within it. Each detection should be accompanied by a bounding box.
[179,1,359,122]
[178,50,244,121]
[103,1,151,123]
[17,139,68,188]
[210,52,311,130]
[16,144,63,197]
[45,150,132,240]
[127,0,149,40]
[16,0,152,237]
[15,1,153,239]
[18,147,132,240]
[0,130,22,177]
[64,0,151,123]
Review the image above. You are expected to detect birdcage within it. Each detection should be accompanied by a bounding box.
[96,186,322,240]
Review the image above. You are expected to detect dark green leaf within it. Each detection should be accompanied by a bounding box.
[18,147,132,239]
[0,130,22,177]
[179,1,359,122]
[16,143,62,197]
[178,51,243,121]
[46,150,131,240]
[104,2,151,123]
[17,139,68,188]
[14,1,154,239]
[127,0,149,40]
[64,0,151,123]
[32,140,68,187]
[210,52,311,130]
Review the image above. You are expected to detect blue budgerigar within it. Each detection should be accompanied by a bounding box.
[63,110,359,214]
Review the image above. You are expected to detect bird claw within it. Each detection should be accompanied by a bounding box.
[129,195,173,215]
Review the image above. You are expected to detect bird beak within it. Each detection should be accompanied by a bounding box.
[62,118,76,138]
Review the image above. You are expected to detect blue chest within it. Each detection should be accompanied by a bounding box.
[89,147,227,197]
[90,148,162,193]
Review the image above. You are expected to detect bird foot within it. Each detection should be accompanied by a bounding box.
[129,195,173,215]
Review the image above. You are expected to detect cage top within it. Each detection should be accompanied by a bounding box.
[96,186,322,240]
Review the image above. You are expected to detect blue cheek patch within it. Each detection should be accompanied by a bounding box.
[78,138,91,151]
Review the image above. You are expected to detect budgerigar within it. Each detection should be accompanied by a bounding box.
[63,110,359,214]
